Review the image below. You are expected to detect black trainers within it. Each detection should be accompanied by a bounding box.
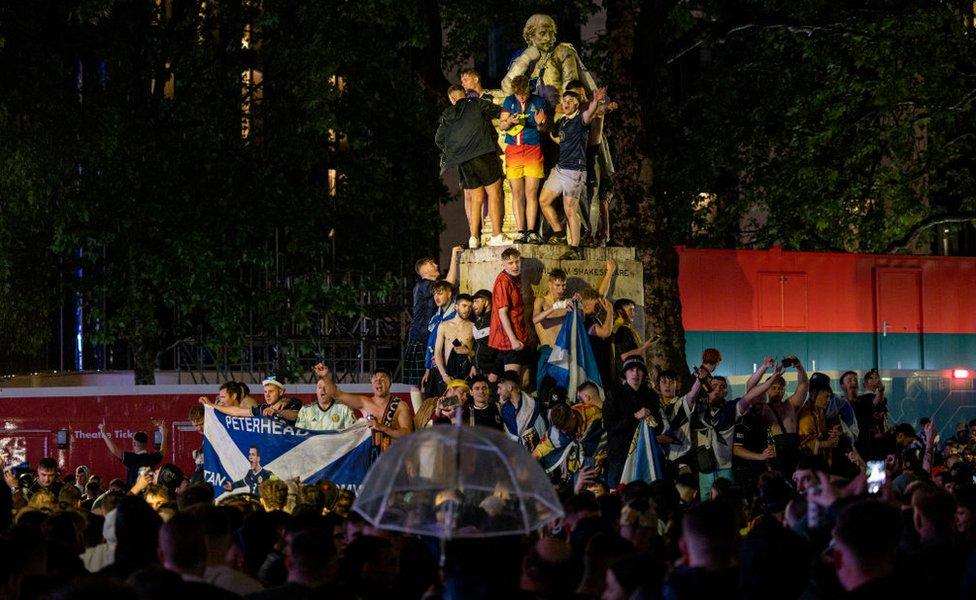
[546,232,568,245]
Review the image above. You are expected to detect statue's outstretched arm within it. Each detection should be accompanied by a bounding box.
[501,46,541,94]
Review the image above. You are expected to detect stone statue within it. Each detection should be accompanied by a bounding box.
[501,14,615,244]
[501,14,596,111]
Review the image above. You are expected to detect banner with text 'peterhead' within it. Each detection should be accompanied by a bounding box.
[202,406,372,496]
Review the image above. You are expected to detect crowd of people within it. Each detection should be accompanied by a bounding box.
[4,246,976,599]
[435,67,613,255]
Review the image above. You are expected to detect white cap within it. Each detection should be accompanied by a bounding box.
[262,377,285,391]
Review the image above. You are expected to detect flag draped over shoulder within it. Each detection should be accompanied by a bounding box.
[620,418,666,486]
[541,303,603,397]
[425,301,456,369]
[202,406,372,497]
[536,403,606,478]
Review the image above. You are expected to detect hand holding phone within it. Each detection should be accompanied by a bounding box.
[867,460,886,495]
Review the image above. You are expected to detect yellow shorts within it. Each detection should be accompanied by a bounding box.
[504,144,544,179]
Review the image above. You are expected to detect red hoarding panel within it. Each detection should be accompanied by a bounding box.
[678,247,976,334]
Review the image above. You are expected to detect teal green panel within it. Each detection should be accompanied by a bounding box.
[878,333,921,369]
[923,334,976,369]
[683,332,869,375]
[684,331,976,375]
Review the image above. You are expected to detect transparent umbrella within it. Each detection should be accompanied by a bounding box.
[353,423,564,543]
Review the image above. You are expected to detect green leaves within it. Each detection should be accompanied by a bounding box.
[648,1,976,253]
[0,0,447,377]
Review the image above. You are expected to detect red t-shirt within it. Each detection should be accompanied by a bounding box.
[489,271,528,350]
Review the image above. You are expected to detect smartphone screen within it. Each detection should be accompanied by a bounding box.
[153,429,163,446]
[867,460,886,494]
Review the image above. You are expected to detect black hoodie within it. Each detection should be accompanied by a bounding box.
[435,96,502,173]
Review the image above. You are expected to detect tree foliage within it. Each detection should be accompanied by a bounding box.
[649,0,976,252]
[3,0,974,379]
[0,0,448,380]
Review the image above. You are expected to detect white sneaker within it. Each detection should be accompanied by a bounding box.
[468,236,480,249]
[488,234,509,247]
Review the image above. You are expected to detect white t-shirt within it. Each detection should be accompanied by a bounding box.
[295,401,358,431]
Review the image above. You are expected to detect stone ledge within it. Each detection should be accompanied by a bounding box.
[463,244,636,263]
[460,244,645,337]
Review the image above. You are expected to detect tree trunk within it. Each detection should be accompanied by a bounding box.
[605,0,690,381]
[132,338,157,385]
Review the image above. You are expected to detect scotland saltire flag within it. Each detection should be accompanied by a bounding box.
[826,394,860,442]
[202,406,372,497]
[541,303,604,398]
[620,419,666,485]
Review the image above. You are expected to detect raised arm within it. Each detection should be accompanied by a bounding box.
[598,259,617,297]
[787,356,809,409]
[681,377,703,414]
[444,246,463,287]
[745,357,773,392]
[155,421,169,460]
[97,422,123,460]
[313,363,367,410]
[582,88,607,125]
[872,381,886,407]
[737,366,784,413]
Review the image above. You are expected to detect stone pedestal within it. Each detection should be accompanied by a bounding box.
[459,245,645,341]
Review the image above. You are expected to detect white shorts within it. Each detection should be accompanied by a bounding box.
[543,166,587,202]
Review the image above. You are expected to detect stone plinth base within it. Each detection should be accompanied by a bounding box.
[459,244,645,338]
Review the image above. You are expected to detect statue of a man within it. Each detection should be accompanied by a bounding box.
[501,14,596,112]
[502,14,615,244]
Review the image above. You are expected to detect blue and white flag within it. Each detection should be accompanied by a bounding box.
[203,406,372,496]
[541,303,603,398]
[826,394,860,443]
[620,418,666,486]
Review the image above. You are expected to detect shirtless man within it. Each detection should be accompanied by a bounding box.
[314,363,414,458]
[532,269,569,391]
[745,355,808,475]
[433,293,475,388]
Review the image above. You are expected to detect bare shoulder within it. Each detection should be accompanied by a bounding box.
[395,398,414,417]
